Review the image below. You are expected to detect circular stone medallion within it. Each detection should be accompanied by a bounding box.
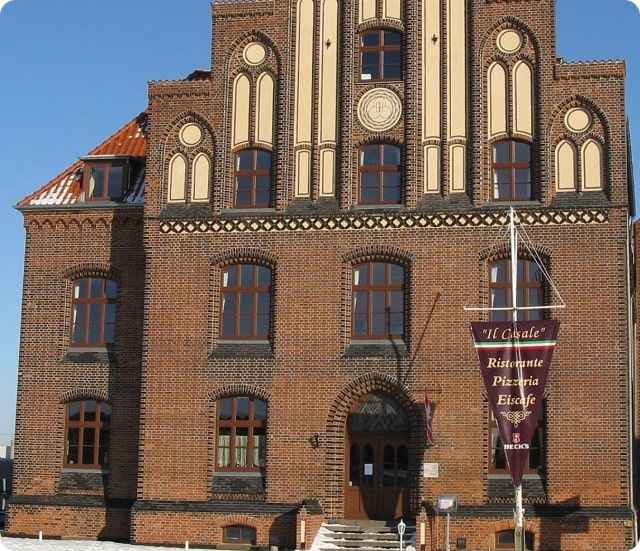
[243,42,267,66]
[565,108,592,133]
[357,88,402,132]
[179,123,203,147]
[496,30,523,54]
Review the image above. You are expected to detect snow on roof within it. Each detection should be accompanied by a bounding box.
[19,113,148,209]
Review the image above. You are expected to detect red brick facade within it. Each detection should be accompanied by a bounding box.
[7,0,638,549]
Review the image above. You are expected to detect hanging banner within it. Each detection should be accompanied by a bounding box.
[471,320,560,486]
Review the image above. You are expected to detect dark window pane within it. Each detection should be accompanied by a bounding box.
[383,145,401,165]
[494,168,511,184]
[82,428,96,465]
[241,265,254,287]
[68,402,81,421]
[254,399,267,421]
[494,142,510,163]
[236,398,250,421]
[221,293,238,337]
[383,172,402,203]
[384,31,402,45]
[372,263,387,285]
[384,50,402,66]
[361,32,379,46]
[516,181,532,200]
[105,280,118,299]
[257,266,271,288]
[384,64,402,80]
[354,314,368,337]
[99,429,110,466]
[497,531,515,546]
[383,444,395,487]
[491,288,508,310]
[75,279,89,299]
[515,168,531,184]
[90,279,103,298]
[84,401,97,422]
[223,266,238,288]
[219,398,233,420]
[354,264,369,286]
[109,166,124,199]
[67,428,79,465]
[491,261,508,283]
[72,304,87,344]
[390,264,404,285]
[256,150,271,170]
[515,142,531,162]
[88,303,102,344]
[236,175,252,192]
[89,167,106,198]
[257,293,271,337]
[100,403,111,423]
[361,145,380,165]
[237,151,253,170]
[255,176,271,207]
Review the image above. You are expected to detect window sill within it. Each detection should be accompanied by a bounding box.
[352,204,405,211]
[344,340,407,358]
[62,348,115,364]
[222,208,277,216]
[210,341,273,359]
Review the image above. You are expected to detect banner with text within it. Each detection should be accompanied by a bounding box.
[471,320,560,486]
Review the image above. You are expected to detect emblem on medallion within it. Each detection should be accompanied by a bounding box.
[357,88,402,132]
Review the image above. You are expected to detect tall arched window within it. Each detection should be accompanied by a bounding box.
[216,397,266,472]
[352,262,405,339]
[360,30,402,81]
[492,140,532,201]
[359,144,402,205]
[221,264,272,340]
[65,400,111,468]
[71,278,118,346]
[489,258,542,321]
[234,149,273,208]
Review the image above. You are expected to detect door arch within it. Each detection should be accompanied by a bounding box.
[345,392,410,520]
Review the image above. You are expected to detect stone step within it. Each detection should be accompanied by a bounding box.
[331,540,400,548]
[326,533,399,541]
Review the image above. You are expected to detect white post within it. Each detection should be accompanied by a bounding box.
[445,512,450,551]
[38,530,43,542]
[510,208,525,551]
[185,541,190,551]
[398,518,406,551]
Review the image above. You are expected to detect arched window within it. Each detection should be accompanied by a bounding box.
[489,258,542,322]
[65,400,111,469]
[490,405,544,475]
[495,529,535,550]
[492,140,532,201]
[223,525,257,545]
[234,149,272,208]
[192,153,211,202]
[359,144,402,205]
[352,262,405,339]
[71,278,118,346]
[168,154,187,203]
[220,264,272,340]
[360,30,402,81]
[217,397,267,472]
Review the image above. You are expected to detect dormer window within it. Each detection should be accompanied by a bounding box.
[84,162,127,201]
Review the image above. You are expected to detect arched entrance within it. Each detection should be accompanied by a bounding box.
[344,392,409,520]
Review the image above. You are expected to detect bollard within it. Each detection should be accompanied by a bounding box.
[185,541,190,550]
[38,531,43,542]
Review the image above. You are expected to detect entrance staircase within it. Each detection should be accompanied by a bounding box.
[311,520,416,551]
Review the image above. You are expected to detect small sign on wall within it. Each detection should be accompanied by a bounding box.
[423,463,439,478]
[364,463,373,476]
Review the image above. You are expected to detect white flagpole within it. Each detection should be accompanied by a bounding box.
[510,207,525,551]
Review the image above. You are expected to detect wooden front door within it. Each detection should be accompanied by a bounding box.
[344,433,409,520]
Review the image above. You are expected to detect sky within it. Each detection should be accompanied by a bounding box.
[0,0,638,447]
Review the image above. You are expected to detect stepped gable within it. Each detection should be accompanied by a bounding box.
[18,112,148,208]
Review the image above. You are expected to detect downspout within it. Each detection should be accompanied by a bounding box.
[627,215,638,545]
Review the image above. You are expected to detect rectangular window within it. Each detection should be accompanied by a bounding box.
[71,278,118,347]
[84,163,128,201]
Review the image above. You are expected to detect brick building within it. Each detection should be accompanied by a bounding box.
[6,0,638,549]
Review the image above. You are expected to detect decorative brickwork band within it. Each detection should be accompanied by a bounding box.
[159,209,608,235]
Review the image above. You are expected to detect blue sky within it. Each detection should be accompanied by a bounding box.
[0,0,638,446]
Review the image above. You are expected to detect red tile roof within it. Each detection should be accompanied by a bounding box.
[19,113,148,208]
